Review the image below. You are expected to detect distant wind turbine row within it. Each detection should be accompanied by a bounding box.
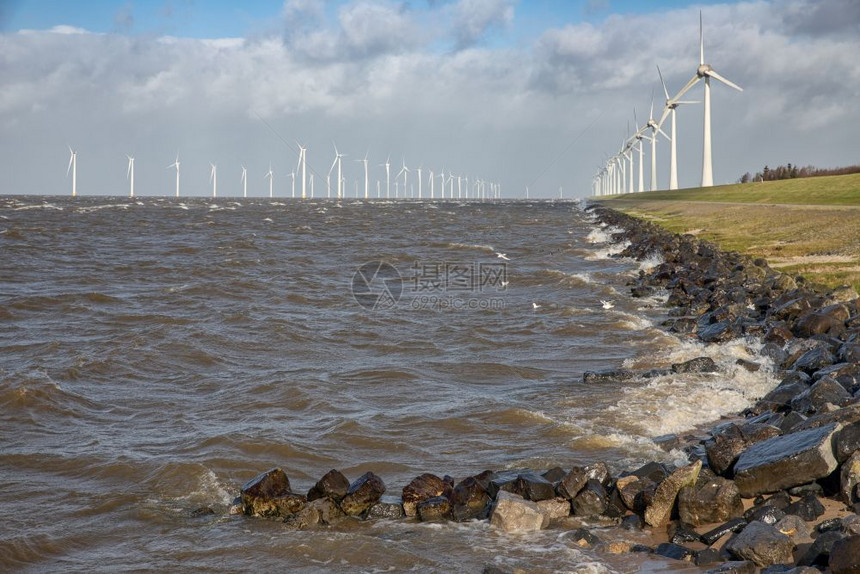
[593,12,743,196]
[65,141,504,200]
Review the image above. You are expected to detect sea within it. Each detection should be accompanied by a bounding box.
[0,196,780,573]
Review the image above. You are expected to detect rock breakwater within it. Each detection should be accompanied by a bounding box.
[228,204,860,573]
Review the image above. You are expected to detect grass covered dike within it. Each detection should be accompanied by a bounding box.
[595,173,860,292]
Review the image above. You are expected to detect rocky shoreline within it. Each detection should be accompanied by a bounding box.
[227,204,860,573]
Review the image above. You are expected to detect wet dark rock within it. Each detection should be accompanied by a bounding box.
[733,423,841,497]
[779,411,808,433]
[583,369,635,384]
[654,542,696,561]
[829,534,860,573]
[417,496,452,522]
[793,404,860,432]
[645,460,701,527]
[790,377,852,414]
[679,476,744,526]
[402,473,446,517]
[512,473,556,502]
[671,318,698,334]
[788,482,824,497]
[307,469,350,503]
[365,501,405,520]
[751,490,792,511]
[240,468,307,518]
[795,309,848,338]
[702,518,748,546]
[340,472,386,516]
[784,493,826,521]
[818,517,845,533]
[724,521,795,567]
[797,529,845,567]
[736,359,761,372]
[571,479,607,518]
[699,321,738,343]
[191,506,215,517]
[668,520,703,544]
[631,461,669,482]
[760,382,808,411]
[841,451,860,504]
[765,323,795,346]
[556,462,611,499]
[773,515,812,545]
[542,467,566,483]
[706,423,782,476]
[569,527,601,548]
[482,567,512,574]
[283,497,345,529]
[450,476,492,522]
[672,356,719,374]
[704,562,756,574]
[695,548,724,567]
[621,514,644,531]
[631,285,656,298]
[745,505,786,526]
[760,342,789,365]
[836,421,860,462]
[792,345,837,374]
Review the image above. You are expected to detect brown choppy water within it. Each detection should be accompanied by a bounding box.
[0,197,779,572]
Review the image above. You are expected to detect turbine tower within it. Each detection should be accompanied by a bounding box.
[656,65,699,190]
[356,151,369,199]
[167,155,180,197]
[380,154,391,199]
[67,147,77,197]
[396,158,409,200]
[645,96,670,191]
[265,164,274,198]
[210,163,217,197]
[417,166,423,199]
[296,143,307,199]
[333,143,345,200]
[676,11,743,187]
[290,170,296,198]
[241,165,247,198]
[126,155,134,198]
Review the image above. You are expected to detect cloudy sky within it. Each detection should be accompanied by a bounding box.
[1,0,858,198]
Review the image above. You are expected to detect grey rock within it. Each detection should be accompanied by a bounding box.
[695,548,724,566]
[365,501,405,520]
[283,497,345,529]
[836,421,860,462]
[778,411,808,433]
[672,356,719,373]
[733,423,841,497]
[706,423,782,476]
[702,517,748,546]
[489,491,544,533]
[745,505,786,525]
[583,369,634,384]
[536,497,570,524]
[724,521,795,567]
[773,514,812,545]
[654,542,696,561]
[797,529,845,567]
[556,462,610,499]
[784,493,825,521]
[792,345,837,374]
[512,473,556,502]
[790,376,851,414]
[678,477,744,526]
[704,562,756,574]
[699,321,737,343]
[571,479,607,517]
[841,451,860,504]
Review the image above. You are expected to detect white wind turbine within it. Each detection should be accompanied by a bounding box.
[210,163,217,197]
[416,165,423,199]
[428,169,435,199]
[644,95,671,191]
[327,147,337,199]
[290,170,296,198]
[241,165,247,198]
[296,143,307,199]
[396,158,409,200]
[675,11,743,187]
[378,154,391,199]
[356,151,369,199]
[333,143,346,200]
[265,164,274,198]
[657,65,699,190]
[167,154,180,197]
[126,155,134,198]
[67,147,77,197]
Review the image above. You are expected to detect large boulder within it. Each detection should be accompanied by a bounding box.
[836,421,860,462]
[733,423,841,497]
[706,423,782,476]
[307,469,350,502]
[841,451,860,504]
[791,346,837,374]
[536,498,571,524]
[417,496,452,522]
[672,356,719,373]
[829,535,860,574]
[571,479,608,518]
[402,473,446,517]
[724,521,795,567]
[489,491,545,533]
[283,497,346,530]
[556,462,610,499]
[340,472,386,516]
[790,377,852,415]
[241,467,307,518]
[678,477,744,526]
[512,473,557,502]
[450,476,492,522]
[644,460,701,527]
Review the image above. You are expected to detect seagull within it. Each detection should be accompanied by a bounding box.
[500,280,509,288]
[600,300,615,309]
[532,302,541,310]
[496,252,510,260]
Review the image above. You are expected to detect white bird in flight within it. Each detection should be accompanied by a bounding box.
[496,252,510,260]
[601,300,615,309]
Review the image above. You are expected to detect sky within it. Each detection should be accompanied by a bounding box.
[1,0,859,198]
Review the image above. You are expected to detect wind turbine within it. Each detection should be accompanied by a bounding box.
[332,143,346,200]
[396,158,409,200]
[428,169,434,199]
[356,151,369,199]
[290,170,296,198]
[327,148,337,199]
[167,154,180,197]
[265,164,273,198]
[296,143,307,199]
[380,154,391,199]
[241,165,247,198]
[645,95,671,191]
[210,163,218,197]
[67,147,77,197]
[657,65,699,190]
[126,155,134,198]
[416,165,422,199]
[675,11,743,187]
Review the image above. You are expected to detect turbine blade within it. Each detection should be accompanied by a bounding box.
[657,64,670,100]
[657,106,671,129]
[675,100,701,105]
[708,69,743,92]
[673,75,701,101]
[657,126,671,141]
[699,10,704,66]
[67,154,74,175]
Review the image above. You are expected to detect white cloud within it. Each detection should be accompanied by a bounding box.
[451,0,515,48]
